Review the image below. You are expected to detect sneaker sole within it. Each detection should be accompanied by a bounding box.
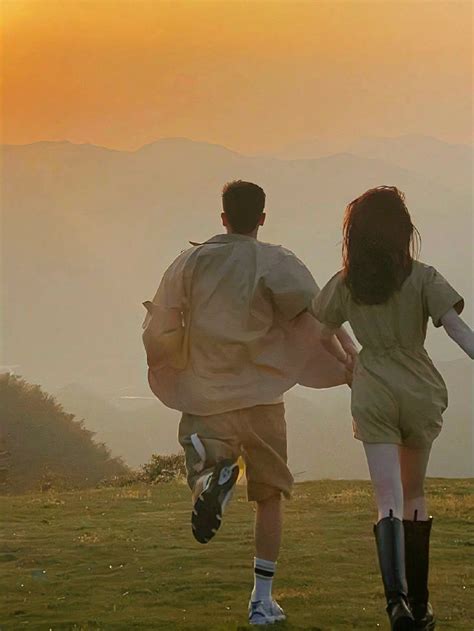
[248,600,286,625]
[191,459,239,544]
[249,615,284,625]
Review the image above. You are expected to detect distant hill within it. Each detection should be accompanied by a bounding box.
[275,134,473,192]
[348,135,473,192]
[0,374,126,492]
[55,383,179,468]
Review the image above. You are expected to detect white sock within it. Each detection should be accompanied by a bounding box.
[251,557,276,604]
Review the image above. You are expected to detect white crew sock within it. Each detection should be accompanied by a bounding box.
[251,557,276,604]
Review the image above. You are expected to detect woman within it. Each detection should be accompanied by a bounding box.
[310,186,473,630]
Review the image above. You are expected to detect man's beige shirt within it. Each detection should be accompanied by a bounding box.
[143,234,345,415]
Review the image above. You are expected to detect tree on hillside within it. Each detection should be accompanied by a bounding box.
[0,374,127,492]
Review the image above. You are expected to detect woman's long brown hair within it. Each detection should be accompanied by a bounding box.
[342,186,420,305]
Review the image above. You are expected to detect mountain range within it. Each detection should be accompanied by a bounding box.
[2,134,472,476]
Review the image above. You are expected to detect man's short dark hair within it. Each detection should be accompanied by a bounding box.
[222,180,266,234]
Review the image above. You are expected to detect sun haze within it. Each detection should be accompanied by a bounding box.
[2,0,472,152]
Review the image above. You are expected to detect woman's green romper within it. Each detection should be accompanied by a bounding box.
[311,261,464,447]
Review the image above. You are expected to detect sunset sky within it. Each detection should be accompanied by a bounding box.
[2,0,472,153]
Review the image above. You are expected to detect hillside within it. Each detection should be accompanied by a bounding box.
[0,374,126,492]
[0,479,472,629]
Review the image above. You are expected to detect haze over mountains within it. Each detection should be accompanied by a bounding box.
[2,135,472,476]
[54,358,472,479]
[275,134,472,192]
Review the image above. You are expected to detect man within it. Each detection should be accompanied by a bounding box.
[143,180,349,625]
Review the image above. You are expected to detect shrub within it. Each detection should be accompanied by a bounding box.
[101,452,186,487]
[140,453,186,483]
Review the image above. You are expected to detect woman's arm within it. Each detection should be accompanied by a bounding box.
[440,308,474,359]
[320,325,358,387]
[335,327,359,360]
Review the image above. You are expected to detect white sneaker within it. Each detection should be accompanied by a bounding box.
[248,599,286,625]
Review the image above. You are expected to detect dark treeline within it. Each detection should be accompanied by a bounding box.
[0,374,126,493]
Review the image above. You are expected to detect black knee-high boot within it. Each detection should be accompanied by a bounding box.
[403,515,436,630]
[374,511,415,630]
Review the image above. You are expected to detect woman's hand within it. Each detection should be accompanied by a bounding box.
[344,351,357,388]
[344,353,354,388]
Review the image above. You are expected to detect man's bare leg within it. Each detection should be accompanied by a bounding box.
[249,494,286,622]
[255,494,282,561]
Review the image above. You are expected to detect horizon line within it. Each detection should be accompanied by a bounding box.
[2,133,473,156]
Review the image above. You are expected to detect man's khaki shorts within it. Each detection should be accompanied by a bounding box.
[178,403,293,502]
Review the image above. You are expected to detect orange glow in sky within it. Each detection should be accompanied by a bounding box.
[1,0,472,152]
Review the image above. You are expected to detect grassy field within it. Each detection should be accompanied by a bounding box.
[0,479,472,630]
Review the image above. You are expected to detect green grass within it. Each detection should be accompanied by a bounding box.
[0,479,472,630]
